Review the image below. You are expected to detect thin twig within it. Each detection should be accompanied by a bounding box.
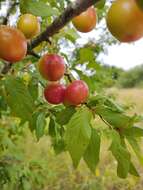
[2,2,19,25]
[28,51,40,59]
[99,115,113,130]
[64,73,73,82]
[1,62,12,74]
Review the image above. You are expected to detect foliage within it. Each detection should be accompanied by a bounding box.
[0,0,143,189]
[118,65,143,88]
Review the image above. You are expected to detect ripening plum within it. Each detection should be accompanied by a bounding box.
[64,80,89,106]
[38,54,66,81]
[72,7,97,33]
[44,83,66,104]
[0,25,27,62]
[106,0,143,42]
[17,14,40,39]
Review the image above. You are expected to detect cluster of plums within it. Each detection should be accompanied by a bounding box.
[38,54,89,105]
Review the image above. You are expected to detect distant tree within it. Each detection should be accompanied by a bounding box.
[119,64,143,88]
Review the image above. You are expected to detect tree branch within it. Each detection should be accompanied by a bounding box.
[1,0,100,75]
[1,62,12,75]
[64,73,73,82]
[28,51,40,59]
[28,0,100,51]
[2,2,19,25]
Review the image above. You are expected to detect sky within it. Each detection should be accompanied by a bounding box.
[78,26,143,71]
[102,39,143,70]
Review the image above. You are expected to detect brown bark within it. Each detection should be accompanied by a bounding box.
[28,0,100,51]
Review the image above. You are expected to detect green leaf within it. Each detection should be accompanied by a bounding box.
[49,117,56,137]
[95,0,106,9]
[65,107,92,168]
[109,131,131,178]
[49,117,63,138]
[64,28,80,43]
[0,95,7,112]
[119,135,139,177]
[20,0,58,17]
[79,48,95,63]
[55,106,76,125]
[49,117,65,154]
[53,139,65,155]
[129,161,139,177]
[84,128,100,173]
[123,126,143,138]
[4,76,35,123]
[87,60,101,70]
[88,95,124,113]
[28,78,38,102]
[35,113,46,140]
[96,105,134,129]
[29,111,40,131]
[126,136,143,165]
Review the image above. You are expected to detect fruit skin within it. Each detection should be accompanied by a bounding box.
[0,25,27,62]
[38,54,66,81]
[17,14,40,39]
[44,83,66,105]
[72,7,97,33]
[64,80,89,106]
[106,0,143,42]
